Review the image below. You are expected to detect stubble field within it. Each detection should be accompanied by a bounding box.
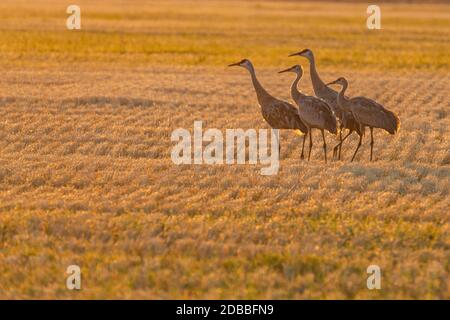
[0,0,449,299]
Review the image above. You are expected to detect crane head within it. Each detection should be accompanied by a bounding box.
[228,59,251,68]
[288,49,312,59]
[278,65,303,76]
[326,77,347,86]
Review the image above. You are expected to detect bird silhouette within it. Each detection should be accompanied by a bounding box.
[327,77,400,161]
[279,64,337,163]
[229,59,308,157]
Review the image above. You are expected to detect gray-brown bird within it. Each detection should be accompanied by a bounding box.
[289,49,361,160]
[228,59,308,157]
[279,65,337,163]
[327,77,400,161]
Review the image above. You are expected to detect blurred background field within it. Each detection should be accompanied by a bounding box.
[0,0,449,70]
[0,0,448,299]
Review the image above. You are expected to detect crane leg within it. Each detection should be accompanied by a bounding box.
[333,129,342,159]
[308,129,313,161]
[333,130,352,160]
[351,129,364,162]
[338,128,343,159]
[321,129,327,163]
[300,131,307,160]
[370,127,374,161]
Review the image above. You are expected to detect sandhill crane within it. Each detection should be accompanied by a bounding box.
[279,65,337,163]
[289,49,361,160]
[228,59,308,157]
[326,77,400,161]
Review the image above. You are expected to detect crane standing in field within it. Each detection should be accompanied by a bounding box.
[279,65,337,163]
[288,49,361,160]
[326,77,400,161]
[228,59,308,158]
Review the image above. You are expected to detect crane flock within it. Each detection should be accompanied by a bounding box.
[229,49,400,162]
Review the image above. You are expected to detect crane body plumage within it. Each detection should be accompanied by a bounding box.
[346,97,400,134]
[289,70,337,134]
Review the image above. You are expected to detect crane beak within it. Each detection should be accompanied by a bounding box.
[278,67,292,74]
[289,49,307,57]
[326,80,337,86]
[228,62,241,67]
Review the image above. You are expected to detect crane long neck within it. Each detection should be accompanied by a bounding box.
[307,54,326,90]
[291,72,305,103]
[247,64,271,103]
[337,81,349,107]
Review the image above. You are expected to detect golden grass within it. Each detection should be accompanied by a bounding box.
[0,0,449,299]
[0,0,449,70]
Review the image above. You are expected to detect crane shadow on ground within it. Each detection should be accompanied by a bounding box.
[335,162,449,196]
